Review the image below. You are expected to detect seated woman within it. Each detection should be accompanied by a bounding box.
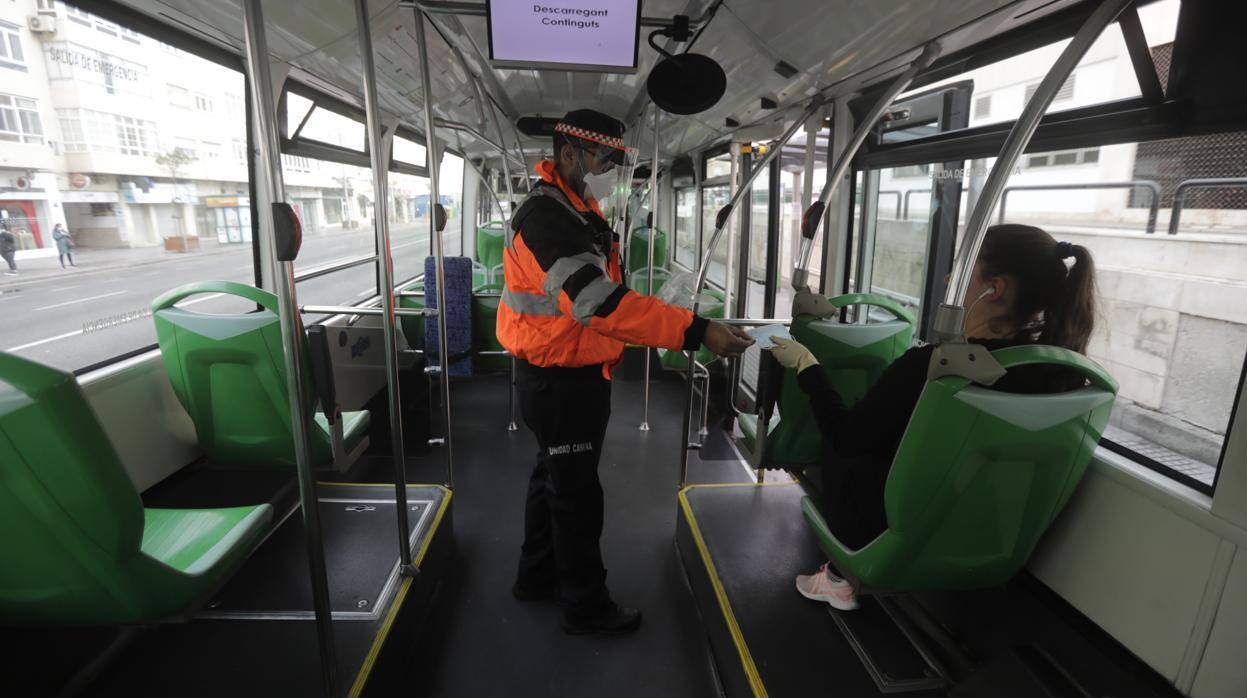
[771,224,1096,610]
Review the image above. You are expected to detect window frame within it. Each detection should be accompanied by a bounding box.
[842,3,1247,496]
[0,93,45,144]
[0,20,28,72]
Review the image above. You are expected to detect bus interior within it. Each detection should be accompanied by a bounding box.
[2,0,1246,696]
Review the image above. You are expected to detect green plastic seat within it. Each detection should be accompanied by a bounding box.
[659,287,726,369]
[802,345,1118,591]
[0,351,272,624]
[473,282,510,372]
[477,221,505,270]
[628,226,668,274]
[152,281,369,470]
[740,293,915,467]
[632,267,671,297]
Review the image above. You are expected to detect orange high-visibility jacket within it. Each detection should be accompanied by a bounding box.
[497,160,707,377]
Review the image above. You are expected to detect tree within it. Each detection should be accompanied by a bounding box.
[156,148,198,250]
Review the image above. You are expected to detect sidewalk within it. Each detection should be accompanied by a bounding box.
[1,241,242,289]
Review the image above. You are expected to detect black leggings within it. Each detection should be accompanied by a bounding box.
[809,451,889,551]
[59,252,74,267]
[1,250,14,271]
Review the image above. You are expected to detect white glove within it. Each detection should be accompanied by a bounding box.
[770,337,819,374]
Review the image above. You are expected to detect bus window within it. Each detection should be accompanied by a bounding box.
[981,131,1247,490]
[894,0,1181,135]
[4,6,253,371]
[439,152,465,258]
[283,155,378,307]
[673,187,697,269]
[744,174,769,319]
[776,129,830,311]
[701,184,730,286]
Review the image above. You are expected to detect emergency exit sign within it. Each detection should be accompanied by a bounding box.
[486,0,641,72]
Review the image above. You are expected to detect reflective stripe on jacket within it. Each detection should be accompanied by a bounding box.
[497,160,707,377]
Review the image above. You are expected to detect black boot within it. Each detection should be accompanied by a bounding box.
[562,604,642,636]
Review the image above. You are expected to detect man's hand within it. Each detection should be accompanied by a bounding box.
[702,321,754,357]
[770,337,819,373]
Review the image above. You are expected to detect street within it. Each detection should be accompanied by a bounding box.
[0,220,462,371]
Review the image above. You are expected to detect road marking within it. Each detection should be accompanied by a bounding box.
[356,288,375,297]
[6,328,83,352]
[32,290,126,312]
[179,293,226,307]
[50,285,81,293]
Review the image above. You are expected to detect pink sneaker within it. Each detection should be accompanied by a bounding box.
[795,562,859,611]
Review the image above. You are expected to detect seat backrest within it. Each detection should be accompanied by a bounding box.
[768,294,914,465]
[477,221,506,269]
[878,345,1118,590]
[627,226,668,274]
[151,281,327,467]
[0,352,144,619]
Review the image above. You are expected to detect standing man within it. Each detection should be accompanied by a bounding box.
[0,222,17,276]
[498,109,754,636]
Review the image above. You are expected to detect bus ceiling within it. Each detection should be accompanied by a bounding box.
[111,0,1164,159]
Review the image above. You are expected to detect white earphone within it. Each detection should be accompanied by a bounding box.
[974,286,997,302]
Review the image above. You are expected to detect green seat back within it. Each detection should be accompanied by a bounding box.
[628,226,668,274]
[764,293,915,466]
[473,283,509,372]
[477,221,505,270]
[659,286,725,369]
[0,352,271,624]
[632,267,671,297]
[151,281,331,468]
[804,345,1118,591]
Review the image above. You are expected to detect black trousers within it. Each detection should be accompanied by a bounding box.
[1,250,14,271]
[514,361,613,619]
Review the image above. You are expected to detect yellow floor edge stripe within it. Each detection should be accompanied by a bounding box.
[348,486,453,698]
[679,486,770,698]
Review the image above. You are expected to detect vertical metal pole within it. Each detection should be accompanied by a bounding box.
[793,43,940,292]
[640,108,659,432]
[826,96,853,297]
[618,108,644,287]
[241,1,337,694]
[678,99,823,486]
[934,0,1130,341]
[481,84,520,433]
[355,0,414,572]
[414,8,455,488]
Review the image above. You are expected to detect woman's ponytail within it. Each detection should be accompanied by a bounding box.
[978,225,1098,353]
[1039,243,1096,353]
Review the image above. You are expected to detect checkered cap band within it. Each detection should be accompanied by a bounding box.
[553,122,638,155]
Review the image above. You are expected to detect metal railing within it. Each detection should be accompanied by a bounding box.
[903,189,931,220]
[1168,178,1247,235]
[877,190,902,218]
[998,180,1161,234]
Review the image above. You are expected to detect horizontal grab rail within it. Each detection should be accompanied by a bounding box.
[300,304,438,317]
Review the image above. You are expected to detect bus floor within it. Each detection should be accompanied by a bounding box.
[376,354,753,698]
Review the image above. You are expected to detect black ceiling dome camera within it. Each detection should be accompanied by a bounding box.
[645,15,726,115]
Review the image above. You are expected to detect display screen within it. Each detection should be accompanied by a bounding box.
[486,0,641,72]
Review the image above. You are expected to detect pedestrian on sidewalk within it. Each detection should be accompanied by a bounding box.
[53,223,76,268]
[0,223,17,275]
